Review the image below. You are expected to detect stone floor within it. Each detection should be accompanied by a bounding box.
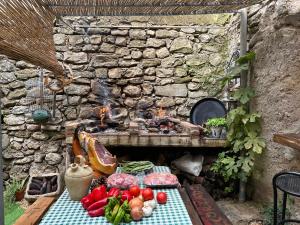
[217,199,264,225]
[218,198,300,225]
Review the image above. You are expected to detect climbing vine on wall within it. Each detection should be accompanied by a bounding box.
[211,52,266,188]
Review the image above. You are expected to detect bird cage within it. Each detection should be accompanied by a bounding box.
[24,68,54,124]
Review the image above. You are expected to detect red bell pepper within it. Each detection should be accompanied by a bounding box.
[81,194,94,210]
[87,197,108,211]
[88,207,105,217]
[121,190,133,203]
[107,188,120,198]
[91,185,107,202]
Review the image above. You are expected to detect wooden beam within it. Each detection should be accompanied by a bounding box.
[179,187,203,225]
[186,184,232,225]
[14,197,56,225]
[273,133,300,151]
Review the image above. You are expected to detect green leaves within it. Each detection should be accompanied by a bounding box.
[227,63,249,77]
[211,51,265,189]
[240,155,254,173]
[237,51,256,65]
[233,139,245,152]
[206,117,226,127]
[217,63,248,91]
[244,132,266,154]
[233,87,255,104]
[212,90,265,184]
[242,113,261,124]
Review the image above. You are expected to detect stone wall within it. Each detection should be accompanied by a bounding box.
[54,16,228,120]
[0,15,230,180]
[228,0,300,202]
[1,57,67,180]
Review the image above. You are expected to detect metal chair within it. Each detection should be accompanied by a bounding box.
[273,171,300,225]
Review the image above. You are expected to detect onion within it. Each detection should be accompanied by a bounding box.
[129,197,144,209]
[131,207,143,221]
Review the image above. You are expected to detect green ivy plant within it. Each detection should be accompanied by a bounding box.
[211,52,266,184]
[4,177,28,208]
[206,117,226,127]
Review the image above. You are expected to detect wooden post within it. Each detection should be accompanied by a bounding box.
[239,8,248,203]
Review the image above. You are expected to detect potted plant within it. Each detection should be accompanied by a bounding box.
[9,177,28,201]
[206,117,226,138]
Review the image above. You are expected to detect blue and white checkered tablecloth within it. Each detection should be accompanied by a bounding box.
[40,166,193,225]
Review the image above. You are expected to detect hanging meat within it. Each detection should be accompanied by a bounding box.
[75,131,117,175]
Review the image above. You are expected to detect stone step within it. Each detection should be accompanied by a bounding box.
[217,199,263,225]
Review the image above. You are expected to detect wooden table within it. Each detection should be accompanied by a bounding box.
[15,167,232,225]
[16,185,232,225]
[273,133,300,150]
[37,167,193,225]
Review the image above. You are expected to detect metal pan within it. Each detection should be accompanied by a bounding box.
[190,98,227,125]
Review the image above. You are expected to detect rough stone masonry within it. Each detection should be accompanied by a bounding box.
[228,0,300,203]
[0,15,230,180]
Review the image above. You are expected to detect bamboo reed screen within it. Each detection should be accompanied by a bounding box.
[42,0,262,16]
[0,0,64,79]
[0,0,261,82]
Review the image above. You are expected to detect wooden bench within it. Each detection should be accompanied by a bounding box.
[179,184,232,225]
[179,187,204,225]
[14,197,56,225]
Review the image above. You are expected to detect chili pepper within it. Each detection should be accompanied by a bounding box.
[123,213,132,223]
[91,185,107,201]
[88,207,105,217]
[111,204,120,221]
[105,197,121,222]
[87,197,108,211]
[81,195,94,210]
[105,206,113,222]
[108,188,120,198]
[106,197,119,210]
[113,207,125,225]
[121,200,130,213]
[121,190,133,203]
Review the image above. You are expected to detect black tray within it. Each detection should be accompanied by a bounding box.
[190,98,227,125]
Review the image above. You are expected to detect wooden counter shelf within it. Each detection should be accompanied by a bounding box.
[273,133,300,151]
[66,120,227,148]
[90,132,227,148]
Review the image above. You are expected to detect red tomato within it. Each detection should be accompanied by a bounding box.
[156,192,167,204]
[142,188,154,201]
[129,185,140,197]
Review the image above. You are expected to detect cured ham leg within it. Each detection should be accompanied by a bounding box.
[75,131,117,175]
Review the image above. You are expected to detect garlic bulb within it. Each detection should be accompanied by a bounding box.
[144,199,157,209]
[142,206,153,217]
